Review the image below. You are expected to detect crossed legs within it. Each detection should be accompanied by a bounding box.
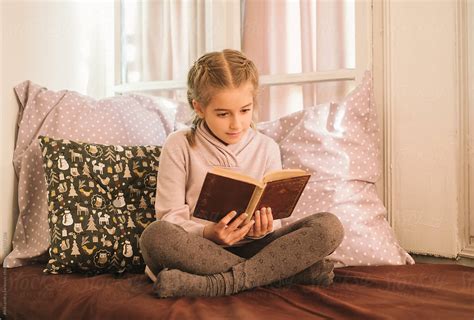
[139,212,344,297]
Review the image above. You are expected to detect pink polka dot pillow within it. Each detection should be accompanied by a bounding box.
[258,72,414,267]
[4,81,176,268]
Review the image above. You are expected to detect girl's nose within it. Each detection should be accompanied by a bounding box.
[230,116,241,129]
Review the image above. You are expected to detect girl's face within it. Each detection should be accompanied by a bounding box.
[193,81,255,145]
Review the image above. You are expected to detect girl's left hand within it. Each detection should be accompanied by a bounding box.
[246,207,273,238]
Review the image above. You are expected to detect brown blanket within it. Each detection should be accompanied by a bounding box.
[2,263,473,319]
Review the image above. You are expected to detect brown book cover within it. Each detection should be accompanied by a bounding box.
[193,167,310,223]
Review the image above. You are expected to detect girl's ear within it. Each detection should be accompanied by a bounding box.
[192,100,204,118]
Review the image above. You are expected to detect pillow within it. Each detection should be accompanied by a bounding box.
[4,81,177,268]
[39,136,160,274]
[258,71,414,267]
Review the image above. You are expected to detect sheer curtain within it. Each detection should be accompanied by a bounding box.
[123,0,208,100]
[242,0,354,120]
[123,0,354,120]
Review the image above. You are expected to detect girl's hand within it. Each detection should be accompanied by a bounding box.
[203,210,255,246]
[246,207,273,238]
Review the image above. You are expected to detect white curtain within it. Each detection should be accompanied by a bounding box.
[242,0,355,120]
[124,0,354,120]
[124,0,207,100]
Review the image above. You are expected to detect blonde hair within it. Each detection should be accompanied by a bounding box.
[186,49,259,145]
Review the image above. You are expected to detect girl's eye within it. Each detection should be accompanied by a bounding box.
[241,109,251,113]
[217,113,228,117]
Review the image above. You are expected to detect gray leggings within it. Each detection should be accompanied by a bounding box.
[140,212,344,284]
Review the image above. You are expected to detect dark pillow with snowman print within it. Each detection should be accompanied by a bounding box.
[39,136,160,275]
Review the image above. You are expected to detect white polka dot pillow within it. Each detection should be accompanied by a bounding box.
[4,81,176,268]
[258,72,414,267]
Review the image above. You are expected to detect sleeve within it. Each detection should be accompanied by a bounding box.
[265,139,283,173]
[154,134,205,236]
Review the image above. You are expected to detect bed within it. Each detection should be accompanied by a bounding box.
[2,263,473,319]
[2,76,473,319]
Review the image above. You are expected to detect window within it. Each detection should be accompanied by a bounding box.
[115,0,370,121]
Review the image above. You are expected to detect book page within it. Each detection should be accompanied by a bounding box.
[263,169,308,183]
[211,167,264,188]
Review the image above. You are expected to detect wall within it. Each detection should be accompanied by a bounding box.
[0,0,16,263]
[0,1,114,263]
[466,0,474,256]
[381,1,465,257]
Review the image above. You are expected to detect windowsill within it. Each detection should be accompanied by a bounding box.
[411,254,474,268]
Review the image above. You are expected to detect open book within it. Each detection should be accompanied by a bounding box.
[193,167,311,223]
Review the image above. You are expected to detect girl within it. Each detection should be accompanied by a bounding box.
[140,49,344,298]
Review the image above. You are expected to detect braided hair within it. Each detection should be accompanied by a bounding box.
[185,49,259,145]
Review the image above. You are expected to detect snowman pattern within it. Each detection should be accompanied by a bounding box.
[123,240,133,258]
[62,210,74,226]
[58,154,69,170]
[39,136,161,274]
[113,192,126,208]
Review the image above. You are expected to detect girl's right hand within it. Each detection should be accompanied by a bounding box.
[203,211,255,246]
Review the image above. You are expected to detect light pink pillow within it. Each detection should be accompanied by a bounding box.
[4,81,177,268]
[258,72,414,267]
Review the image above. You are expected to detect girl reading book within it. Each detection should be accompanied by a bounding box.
[140,49,344,298]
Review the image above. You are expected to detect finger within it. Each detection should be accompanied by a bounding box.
[217,211,238,229]
[267,207,274,232]
[227,212,248,231]
[247,224,255,237]
[243,219,256,235]
[231,220,255,243]
[253,210,261,233]
[226,219,255,245]
[260,208,268,232]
